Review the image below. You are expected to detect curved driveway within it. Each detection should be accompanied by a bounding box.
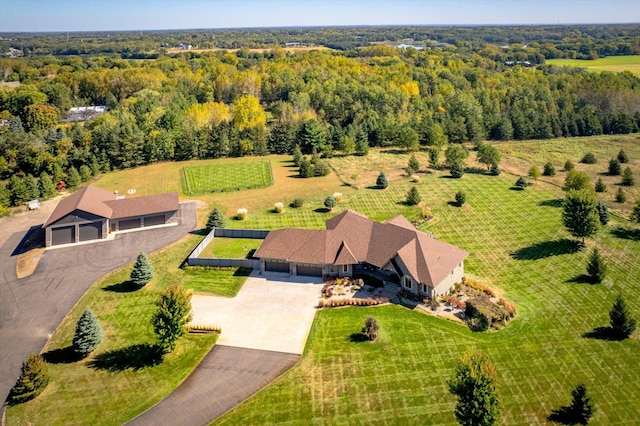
[0,202,196,405]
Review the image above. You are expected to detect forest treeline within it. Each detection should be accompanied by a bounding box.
[1,25,640,210]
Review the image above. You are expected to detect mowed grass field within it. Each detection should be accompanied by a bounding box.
[546,55,640,76]
[180,161,273,195]
[9,135,640,425]
[197,237,262,259]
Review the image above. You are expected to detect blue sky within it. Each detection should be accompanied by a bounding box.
[1,0,639,32]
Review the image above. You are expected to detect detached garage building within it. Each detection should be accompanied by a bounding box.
[43,185,179,247]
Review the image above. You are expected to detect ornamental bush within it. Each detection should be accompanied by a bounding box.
[130,252,154,288]
[291,198,304,208]
[236,208,248,220]
[72,308,104,357]
[273,202,284,213]
[361,316,380,341]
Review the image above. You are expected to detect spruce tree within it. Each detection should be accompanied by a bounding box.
[596,201,609,225]
[206,207,226,230]
[406,186,422,205]
[376,171,389,189]
[594,178,606,193]
[8,353,50,405]
[608,158,622,176]
[586,247,607,283]
[24,174,40,200]
[515,176,528,189]
[130,252,154,288]
[569,384,595,425]
[408,153,420,173]
[610,294,636,339]
[617,148,629,163]
[615,187,626,203]
[72,308,104,357]
[66,166,81,189]
[621,166,635,186]
[455,191,466,207]
[39,172,56,198]
[292,145,303,166]
[543,162,556,177]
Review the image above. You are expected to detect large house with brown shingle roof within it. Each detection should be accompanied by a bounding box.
[43,185,179,247]
[254,210,468,298]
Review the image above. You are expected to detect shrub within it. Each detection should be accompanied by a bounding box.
[615,187,626,203]
[298,158,313,178]
[581,152,597,164]
[489,161,501,176]
[406,186,422,205]
[292,145,303,166]
[205,207,226,230]
[621,166,635,186]
[564,160,575,171]
[188,323,222,334]
[515,176,528,189]
[618,148,629,163]
[362,316,380,341]
[236,208,248,220]
[324,196,337,211]
[332,192,343,202]
[72,308,104,357]
[419,202,433,219]
[498,298,517,318]
[608,158,622,175]
[291,198,304,208]
[564,170,591,191]
[273,202,284,213]
[313,160,331,176]
[594,178,606,193]
[450,161,464,178]
[8,353,50,405]
[455,191,466,207]
[543,162,556,176]
[586,247,607,283]
[376,171,389,189]
[465,294,508,331]
[130,252,154,288]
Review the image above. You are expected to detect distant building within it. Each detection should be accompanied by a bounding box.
[61,106,106,123]
[179,43,193,50]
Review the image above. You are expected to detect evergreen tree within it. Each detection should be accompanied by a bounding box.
[152,284,193,353]
[621,166,635,186]
[130,252,154,288]
[594,178,606,193]
[72,308,104,357]
[450,162,464,178]
[8,353,50,405]
[564,160,575,172]
[428,147,442,170]
[408,153,421,172]
[562,189,599,244]
[79,165,92,182]
[406,186,422,205]
[617,148,629,163]
[24,174,40,200]
[610,294,636,339]
[361,316,380,341]
[66,166,81,189]
[206,207,226,230]
[448,350,500,426]
[543,162,556,177]
[355,137,369,156]
[586,247,607,283]
[630,199,640,223]
[324,195,337,211]
[455,191,466,207]
[7,175,28,206]
[569,384,596,425]
[376,171,389,189]
[299,158,313,178]
[515,176,528,189]
[596,201,610,225]
[615,187,626,203]
[489,161,501,176]
[39,172,56,198]
[608,158,622,176]
[581,152,597,164]
[292,145,303,167]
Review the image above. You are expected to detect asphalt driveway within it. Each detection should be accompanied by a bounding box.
[0,202,196,405]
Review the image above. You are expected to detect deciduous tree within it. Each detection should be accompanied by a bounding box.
[562,189,599,244]
[528,165,541,181]
[324,195,337,211]
[152,284,193,353]
[564,170,590,191]
[232,94,266,131]
[477,143,501,171]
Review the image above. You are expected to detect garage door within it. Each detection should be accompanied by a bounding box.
[265,261,289,273]
[144,215,165,227]
[118,218,141,230]
[296,265,323,277]
[52,226,75,245]
[79,222,102,242]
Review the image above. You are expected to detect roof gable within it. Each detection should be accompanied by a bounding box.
[44,186,114,227]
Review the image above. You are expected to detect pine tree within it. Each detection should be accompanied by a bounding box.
[376,171,389,189]
[152,284,193,353]
[39,172,56,198]
[569,384,595,425]
[543,162,556,177]
[7,175,28,206]
[617,148,629,163]
[596,201,609,225]
[610,294,636,339]
[406,186,422,205]
[130,252,154,288]
[361,316,380,341]
[586,247,607,283]
[515,176,528,189]
[615,187,626,203]
[66,166,81,189]
[8,353,50,405]
[621,166,635,186]
[24,174,40,200]
[292,145,303,166]
[448,350,500,426]
[455,191,466,207]
[408,153,420,173]
[206,207,226,230]
[564,160,575,171]
[594,178,606,193]
[72,308,104,357]
[608,158,622,176]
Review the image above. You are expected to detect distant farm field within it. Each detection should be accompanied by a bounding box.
[547,55,640,75]
[180,161,273,195]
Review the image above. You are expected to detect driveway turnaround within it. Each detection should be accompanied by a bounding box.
[127,274,322,426]
[0,202,196,405]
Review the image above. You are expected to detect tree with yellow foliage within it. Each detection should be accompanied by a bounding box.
[232,94,266,131]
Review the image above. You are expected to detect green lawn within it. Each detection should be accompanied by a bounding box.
[5,235,249,425]
[547,55,640,76]
[216,167,640,424]
[180,161,273,195]
[197,237,262,259]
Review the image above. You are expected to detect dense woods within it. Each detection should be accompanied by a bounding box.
[1,24,640,208]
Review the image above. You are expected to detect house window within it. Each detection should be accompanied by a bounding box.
[330,265,336,273]
[343,265,348,272]
[404,276,412,289]
[421,284,428,293]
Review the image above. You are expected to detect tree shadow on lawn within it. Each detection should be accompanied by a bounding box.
[610,226,640,241]
[103,280,139,293]
[548,406,586,425]
[88,343,164,372]
[566,274,595,285]
[582,326,626,341]
[314,207,332,213]
[348,333,370,343]
[511,239,581,261]
[539,198,563,208]
[42,346,82,364]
